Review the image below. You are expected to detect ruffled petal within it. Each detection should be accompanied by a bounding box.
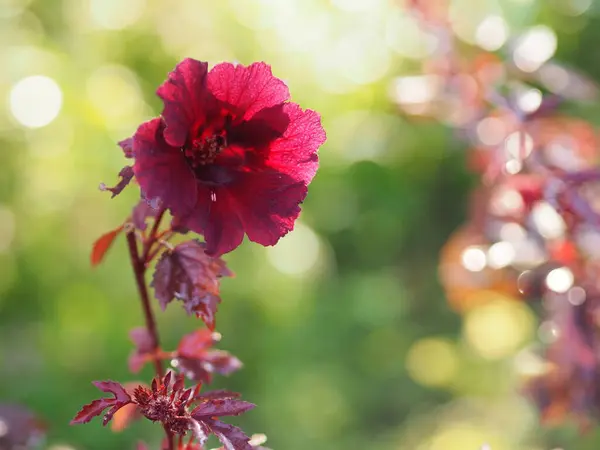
[179,186,245,257]
[132,118,197,215]
[207,62,290,121]
[264,103,324,184]
[227,104,290,150]
[156,58,215,148]
[228,171,307,246]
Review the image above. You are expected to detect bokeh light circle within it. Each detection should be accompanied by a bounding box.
[9,75,63,128]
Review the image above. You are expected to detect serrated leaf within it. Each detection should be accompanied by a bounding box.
[71,380,132,426]
[205,419,253,450]
[151,240,233,329]
[128,327,154,373]
[192,399,255,418]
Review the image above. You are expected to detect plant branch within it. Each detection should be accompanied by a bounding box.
[141,207,167,264]
[126,231,164,377]
[126,212,174,450]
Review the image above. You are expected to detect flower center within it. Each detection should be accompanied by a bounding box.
[184,134,226,167]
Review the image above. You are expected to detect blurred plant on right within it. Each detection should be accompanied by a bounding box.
[398,0,600,432]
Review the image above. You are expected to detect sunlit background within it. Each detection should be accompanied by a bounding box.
[2,0,600,449]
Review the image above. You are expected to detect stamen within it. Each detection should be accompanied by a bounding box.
[186,134,226,167]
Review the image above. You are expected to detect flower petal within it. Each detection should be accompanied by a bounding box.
[228,171,307,247]
[179,187,245,257]
[118,137,134,158]
[132,118,197,216]
[207,62,290,121]
[228,104,290,150]
[265,103,325,184]
[157,58,216,148]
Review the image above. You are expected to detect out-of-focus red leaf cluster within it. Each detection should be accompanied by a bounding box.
[400,0,600,430]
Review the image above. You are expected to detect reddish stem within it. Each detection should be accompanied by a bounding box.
[145,232,175,265]
[141,207,167,263]
[126,231,164,375]
[126,209,174,450]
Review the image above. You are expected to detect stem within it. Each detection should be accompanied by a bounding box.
[145,231,175,267]
[141,207,167,263]
[126,231,164,376]
[126,230,174,450]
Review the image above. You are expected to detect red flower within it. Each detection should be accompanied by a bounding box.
[132,59,326,256]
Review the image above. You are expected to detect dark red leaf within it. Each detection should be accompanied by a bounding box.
[185,293,221,330]
[130,327,153,353]
[192,399,255,418]
[91,225,124,267]
[100,165,135,198]
[196,390,241,401]
[176,351,242,383]
[174,330,242,382]
[71,399,112,426]
[151,240,233,329]
[128,327,154,373]
[174,357,213,384]
[205,419,253,450]
[132,200,153,232]
[205,351,243,376]
[177,329,216,358]
[132,198,163,231]
[71,380,132,426]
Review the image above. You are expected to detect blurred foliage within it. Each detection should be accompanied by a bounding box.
[1,0,600,449]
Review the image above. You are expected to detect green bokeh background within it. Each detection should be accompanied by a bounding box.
[1,0,600,449]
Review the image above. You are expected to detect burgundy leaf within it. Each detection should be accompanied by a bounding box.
[189,419,210,448]
[192,399,255,418]
[151,240,233,329]
[91,225,124,267]
[174,357,213,384]
[71,380,132,426]
[100,165,134,198]
[205,419,253,450]
[130,327,153,353]
[184,293,221,331]
[132,199,160,231]
[205,351,243,376]
[128,327,154,373]
[196,390,241,401]
[176,351,242,383]
[178,329,216,358]
[174,330,242,382]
